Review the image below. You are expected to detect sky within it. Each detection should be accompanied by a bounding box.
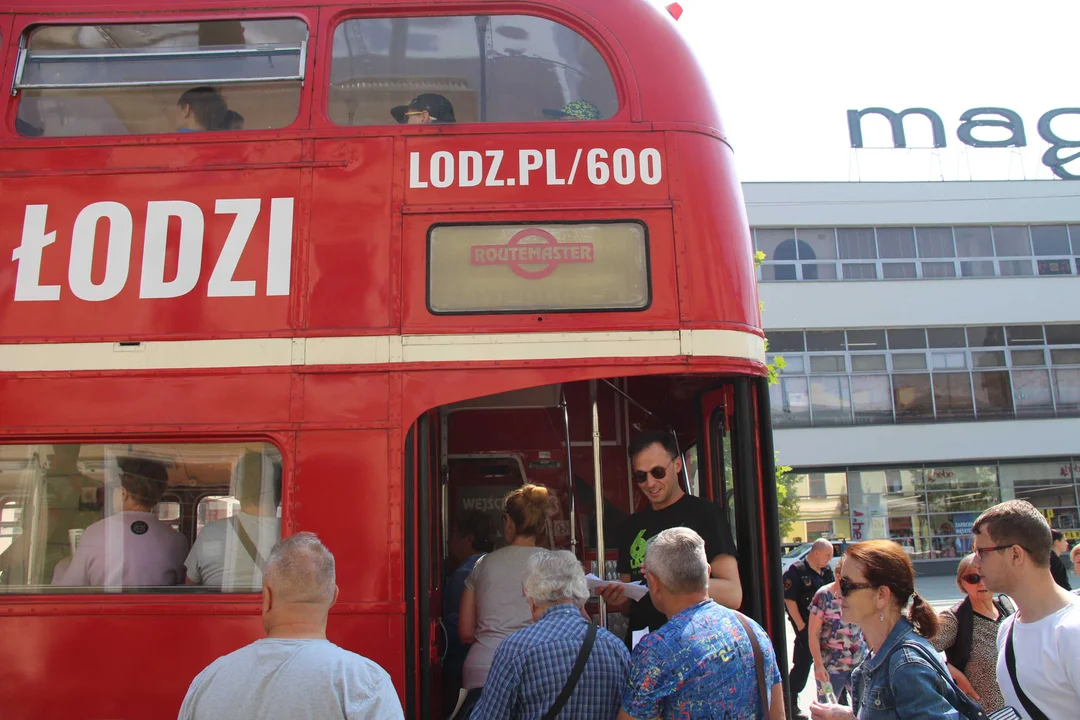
[646,0,1080,182]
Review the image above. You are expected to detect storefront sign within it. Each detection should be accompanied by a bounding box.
[848,107,1080,179]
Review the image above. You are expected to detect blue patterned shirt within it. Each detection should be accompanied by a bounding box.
[621,600,782,720]
[471,603,631,720]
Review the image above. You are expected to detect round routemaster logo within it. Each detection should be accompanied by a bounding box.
[470,228,595,279]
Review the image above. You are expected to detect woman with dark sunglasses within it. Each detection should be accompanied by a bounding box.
[928,553,1014,715]
[810,540,984,720]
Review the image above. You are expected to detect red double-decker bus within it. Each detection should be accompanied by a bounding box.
[0,0,786,717]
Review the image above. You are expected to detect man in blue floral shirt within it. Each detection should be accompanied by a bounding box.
[619,528,785,720]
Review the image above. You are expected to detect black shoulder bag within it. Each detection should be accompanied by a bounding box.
[1004,618,1051,720]
[734,612,770,717]
[539,621,597,720]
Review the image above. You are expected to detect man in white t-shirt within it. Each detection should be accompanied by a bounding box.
[971,500,1080,719]
[178,532,403,720]
[186,452,281,591]
[54,457,188,588]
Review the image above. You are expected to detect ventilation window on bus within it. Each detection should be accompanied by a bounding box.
[329,16,618,126]
[0,442,281,594]
[428,221,649,314]
[13,19,307,137]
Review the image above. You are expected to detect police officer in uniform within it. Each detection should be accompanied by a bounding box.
[783,538,835,719]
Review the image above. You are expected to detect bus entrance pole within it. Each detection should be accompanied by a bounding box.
[590,379,607,627]
[560,394,577,554]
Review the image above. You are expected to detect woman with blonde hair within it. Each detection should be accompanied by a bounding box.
[810,540,985,719]
[929,553,1014,714]
[454,484,557,717]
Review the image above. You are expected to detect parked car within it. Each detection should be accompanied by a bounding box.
[781,539,848,573]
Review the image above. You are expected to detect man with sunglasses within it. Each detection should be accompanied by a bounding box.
[971,500,1080,720]
[598,431,740,648]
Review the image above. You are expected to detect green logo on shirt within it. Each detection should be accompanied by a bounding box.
[630,529,648,570]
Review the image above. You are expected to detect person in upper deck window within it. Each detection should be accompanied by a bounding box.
[542,99,601,121]
[391,93,457,124]
[222,110,245,130]
[176,86,228,132]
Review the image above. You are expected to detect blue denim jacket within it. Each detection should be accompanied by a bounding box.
[850,618,963,719]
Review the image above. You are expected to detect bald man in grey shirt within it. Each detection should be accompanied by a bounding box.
[178,533,403,720]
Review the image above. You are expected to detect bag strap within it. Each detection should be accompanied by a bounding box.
[231,515,266,571]
[540,621,597,720]
[734,611,769,717]
[1005,618,1051,720]
[892,640,986,720]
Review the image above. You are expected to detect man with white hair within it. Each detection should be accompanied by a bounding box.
[471,549,631,719]
[177,532,404,720]
[618,527,785,720]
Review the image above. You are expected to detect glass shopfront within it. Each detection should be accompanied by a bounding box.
[785,458,1080,562]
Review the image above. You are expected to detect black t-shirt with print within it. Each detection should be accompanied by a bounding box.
[615,493,737,636]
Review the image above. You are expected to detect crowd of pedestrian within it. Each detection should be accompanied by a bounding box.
[171,431,1080,720]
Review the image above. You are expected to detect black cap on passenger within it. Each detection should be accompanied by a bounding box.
[391,93,457,124]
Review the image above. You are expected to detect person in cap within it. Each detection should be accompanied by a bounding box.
[391,93,456,124]
[53,457,188,588]
[542,99,602,121]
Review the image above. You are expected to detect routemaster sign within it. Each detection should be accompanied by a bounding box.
[428,222,649,314]
[470,228,594,280]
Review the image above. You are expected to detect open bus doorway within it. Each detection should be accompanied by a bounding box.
[408,373,784,719]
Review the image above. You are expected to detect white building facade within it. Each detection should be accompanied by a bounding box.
[749,180,1080,573]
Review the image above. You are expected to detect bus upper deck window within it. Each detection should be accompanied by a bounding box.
[329,16,618,126]
[13,19,308,138]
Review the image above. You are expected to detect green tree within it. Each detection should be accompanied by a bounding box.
[775,465,799,539]
[755,250,799,538]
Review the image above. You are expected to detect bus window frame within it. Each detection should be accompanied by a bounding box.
[2,9,317,141]
[424,218,653,316]
[0,434,291,599]
[0,14,12,134]
[314,3,640,133]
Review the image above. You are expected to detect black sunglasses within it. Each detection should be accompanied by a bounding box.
[961,573,983,585]
[838,577,873,597]
[631,458,675,484]
[974,543,1032,558]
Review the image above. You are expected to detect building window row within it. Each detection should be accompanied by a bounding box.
[755,224,1080,282]
[785,459,1080,561]
[768,324,1080,427]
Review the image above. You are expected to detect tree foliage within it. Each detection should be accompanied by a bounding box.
[755,250,798,537]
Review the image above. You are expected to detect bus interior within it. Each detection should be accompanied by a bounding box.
[413,372,778,712]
